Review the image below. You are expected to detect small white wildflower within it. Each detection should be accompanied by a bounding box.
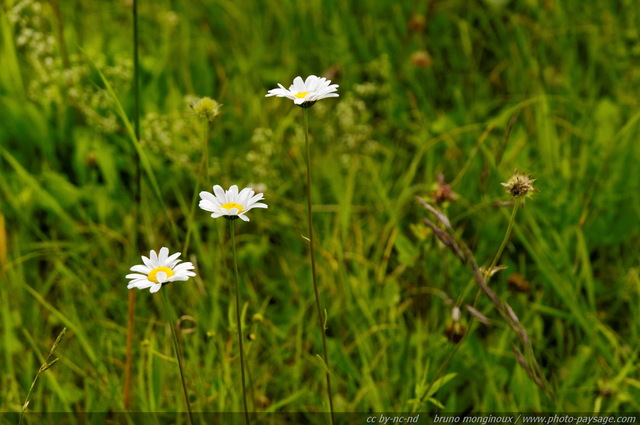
[265,75,339,108]
[126,247,195,293]
[199,185,267,222]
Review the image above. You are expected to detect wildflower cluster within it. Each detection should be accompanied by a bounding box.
[10,0,55,60]
[10,0,133,131]
[141,98,204,165]
[246,128,276,183]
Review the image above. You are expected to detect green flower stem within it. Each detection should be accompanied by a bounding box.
[303,108,335,425]
[485,198,520,283]
[230,221,251,425]
[161,289,194,425]
[467,198,520,312]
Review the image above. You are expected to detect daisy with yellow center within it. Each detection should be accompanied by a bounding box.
[199,185,268,221]
[126,247,196,293]
[266,73,338,421]
[265,75,339,108]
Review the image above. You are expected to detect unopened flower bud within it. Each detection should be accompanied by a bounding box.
[190,97,222,123]
[408,14,426,32]
[444,307,466,343]
[410,50,433,69]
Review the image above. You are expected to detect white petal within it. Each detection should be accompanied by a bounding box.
[129,280,153,289]
[149,249,158,264]
[149,284,162,293]
[228,185,239,201]
[292,76,304,92]
[173,262,194,273]
[266,87,291,97]
[156,271,168,283]
[200,191,220,206]
[238,188,253,205]
[213,185,226,200]
[158,247,169,264]
[168,275,189,282]
[130,264,150,274]
[166,252,181,267]
[247,193,264,204]
[248,202,268,209]
[127,280,144,289]
[126,273,148,280]
[128,278,149,285]
[199,200,217,212]
[239,214,250,222]
[304,75,318,90]
[141,255,154,269]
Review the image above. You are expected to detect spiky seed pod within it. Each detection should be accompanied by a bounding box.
[501,169,539,204]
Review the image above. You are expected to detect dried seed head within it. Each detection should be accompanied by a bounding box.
[410,50,433,69]
[597,380,615,398]
[444,322,466,343]
[429,173,458,205]
[501,169,539,203]
[408,14,426,32]
[507,273,531,293]
[190,97,222,123]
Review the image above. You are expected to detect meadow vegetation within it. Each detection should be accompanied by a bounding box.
[1,0,640,420]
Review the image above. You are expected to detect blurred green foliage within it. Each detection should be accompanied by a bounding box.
[1,0,640,417]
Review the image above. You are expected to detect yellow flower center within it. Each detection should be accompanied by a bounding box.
[294,91,310,98]
[148,267,175,283]
[221,202,244,213]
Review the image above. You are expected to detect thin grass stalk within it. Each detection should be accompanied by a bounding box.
[124,290,136,409]
[124,0,142,409]
[161,290,194,425]
[19,328,66,425]
[230,221,251,425]
[50,0,70,70]
[485,199,520,282]
[468,199,520,308]
[303,108,335,424]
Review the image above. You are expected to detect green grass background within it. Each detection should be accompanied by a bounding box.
[1,0,640,418]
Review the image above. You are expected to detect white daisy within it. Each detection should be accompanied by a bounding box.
[265,75,339,108]
[199,184,268,222]
[126,247,196,293]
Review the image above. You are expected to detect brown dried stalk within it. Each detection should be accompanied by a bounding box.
[417,197,553,398]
